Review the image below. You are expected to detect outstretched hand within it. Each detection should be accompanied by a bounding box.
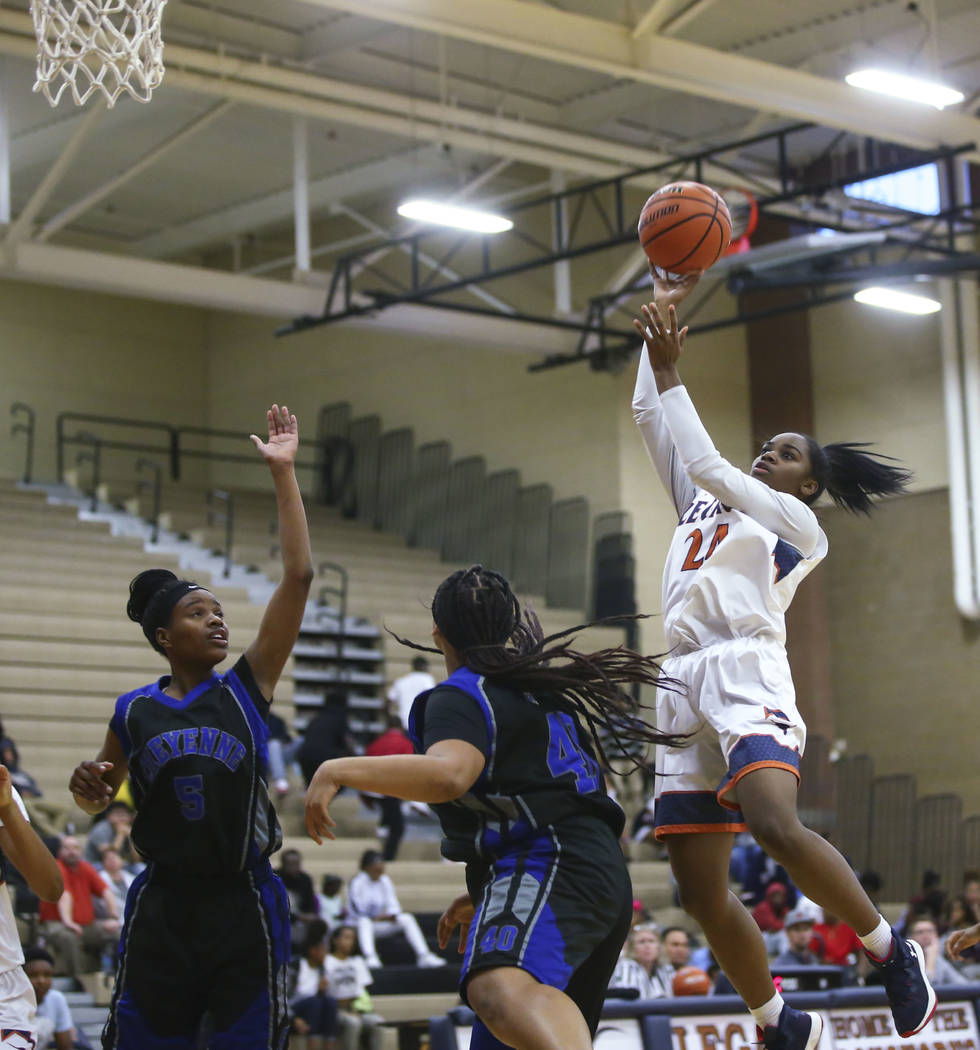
[250,404,299,468]
[946,922,980,961]
[304,763,339,845]
[633,301,688,371]
[649,265,702,309]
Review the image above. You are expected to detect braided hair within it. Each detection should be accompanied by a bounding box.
[390,565,686,767]
[801,438,912,514]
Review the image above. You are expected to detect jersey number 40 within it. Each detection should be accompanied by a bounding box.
[546,712,601,793]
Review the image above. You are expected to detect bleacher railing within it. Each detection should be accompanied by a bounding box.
[10,402,35,484]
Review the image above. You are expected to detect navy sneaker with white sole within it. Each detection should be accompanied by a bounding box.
[867,931,938,1037]
[757,1004,824,1050]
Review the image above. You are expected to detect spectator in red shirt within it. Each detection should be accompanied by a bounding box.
[365,716,414,861]
[39,835,120,976]
[812,911,862,966]
[752,881,790,954]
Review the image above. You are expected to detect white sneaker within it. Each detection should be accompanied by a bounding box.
[419,953,447,968]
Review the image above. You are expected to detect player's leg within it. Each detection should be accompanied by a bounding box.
[467,967,592,1050]
[356,916,380,968]
[208,866,291,1050]
[736,767,936,1037]
[0,967,41,1050]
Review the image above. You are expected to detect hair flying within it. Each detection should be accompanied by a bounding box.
[802,438,912,514]
[389,565,686,767]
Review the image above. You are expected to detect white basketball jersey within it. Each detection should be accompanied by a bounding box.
[662,487,825,651]
[0,788,30,975]
[633,352,827,651]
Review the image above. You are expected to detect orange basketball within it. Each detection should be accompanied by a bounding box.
[637,181,732,273]
[672,966,713,996]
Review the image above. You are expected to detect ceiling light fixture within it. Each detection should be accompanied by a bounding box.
[844,69,964,109]
[397,200,513,234]
[853,286,941,315]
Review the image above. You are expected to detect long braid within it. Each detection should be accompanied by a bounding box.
[388,566,686,767]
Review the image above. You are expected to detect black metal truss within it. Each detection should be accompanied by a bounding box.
[277,123,979,372]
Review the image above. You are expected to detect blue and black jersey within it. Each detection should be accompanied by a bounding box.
[110,655,281,877]
[408,666,625,863]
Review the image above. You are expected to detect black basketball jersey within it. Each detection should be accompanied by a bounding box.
[408,666,625,863]
[110,655,282,877]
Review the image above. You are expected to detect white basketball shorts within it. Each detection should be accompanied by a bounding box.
[0,965,36,1048]
[653,636,806,838]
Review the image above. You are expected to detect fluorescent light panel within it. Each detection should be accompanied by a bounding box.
[397,199,513,233]
[844,68,964,109]
[854,286,941,315]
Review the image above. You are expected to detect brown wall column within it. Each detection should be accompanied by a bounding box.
[741,219,836,824]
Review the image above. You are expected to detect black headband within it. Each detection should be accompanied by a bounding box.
[141,581,201,646]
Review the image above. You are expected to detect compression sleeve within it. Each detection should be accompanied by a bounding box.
[632,349,697,516]
[659,385,823,556]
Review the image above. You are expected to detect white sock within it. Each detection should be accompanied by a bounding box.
[859,915,894,960]
[750,992,784,1030]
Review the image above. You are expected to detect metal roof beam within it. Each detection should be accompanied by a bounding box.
[288,0,980,162]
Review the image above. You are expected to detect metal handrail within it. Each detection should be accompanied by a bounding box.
[56,412,177,481]
[10,402,34,483]
[74,432,102,512]
[207,489,234,578]
[135,458,162,543]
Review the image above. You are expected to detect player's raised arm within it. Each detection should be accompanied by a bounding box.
[245,404,315,701]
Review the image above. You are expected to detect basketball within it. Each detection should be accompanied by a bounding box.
[637,181,733,273]
[672,966,713,996]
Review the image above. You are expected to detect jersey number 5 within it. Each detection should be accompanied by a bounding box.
[681,523,729,571]
[546,712,600,793]
[174,774,205,821]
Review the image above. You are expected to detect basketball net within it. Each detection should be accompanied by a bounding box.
[30,0,167,107]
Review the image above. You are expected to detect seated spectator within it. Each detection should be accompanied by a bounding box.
[0,719,41,799]
[83,802,138,870]
[906,869,947,930]
[267,709,295,799]
[97,849,134,916]
[364,716,414,861]
[963,871,980,921]
[659,926,693,981]
[739,843,795,908]
[290,918,338,1050]
[772,906,819,968]
[39,836,120,977]
[347,850,444,969]
[908,914,967,985]
[609,923,670,998]
[326,925,384,1050]
[752,881,791,954]
[811,910,861,967]
[387,657,435,731]
[23,946,78,1049]
[299,690,355,787]
[277,848,320,951]
[317,874,347,933]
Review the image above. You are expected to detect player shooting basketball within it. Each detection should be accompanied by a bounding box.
[633,270,931,1050]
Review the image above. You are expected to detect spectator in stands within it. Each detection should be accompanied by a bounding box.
[908,915,966,985]
[387,657,435,731]
[316,874,347,932]
[364,715,414,861]
[39,836,120,977]
[97,848,134,917]
[772,907,819,968]
[811,910,861,967]
[0,720,41,799]
[83,801,137,869]
[659,927,692,981]
[326,924,384,1050]
[963,871,980,919]
[23,946,77,1049]
[753,882,791,955]
[907,870,947,928]
[609,924,670,998]
[267,709,295,799]
[347,850,445,969]
[299,689,355,787]
[278,848,321,951]
[290,918,338,1050]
